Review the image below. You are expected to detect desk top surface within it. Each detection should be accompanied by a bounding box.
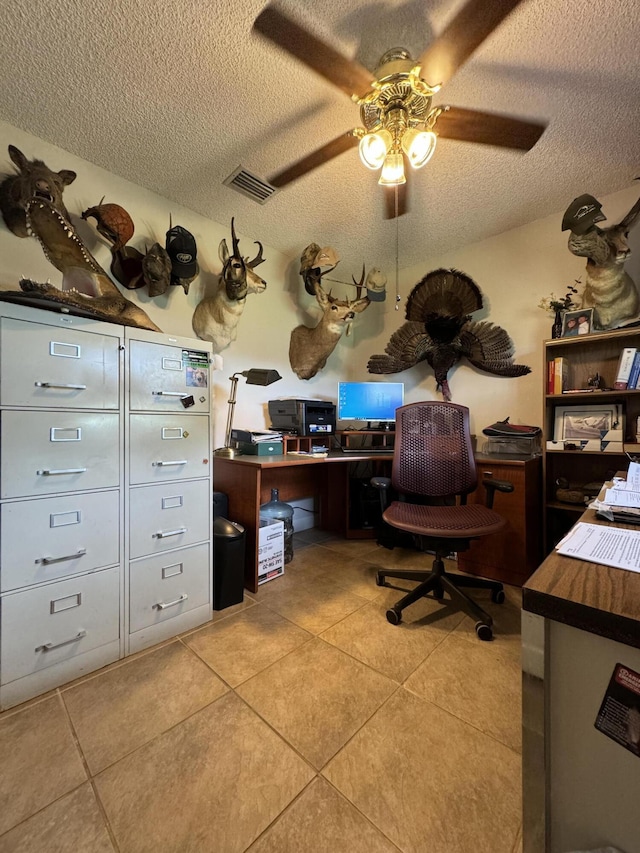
[214,451,394,468]
[523,506,640,649]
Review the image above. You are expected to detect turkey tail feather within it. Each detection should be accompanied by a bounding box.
[405,268,483,322]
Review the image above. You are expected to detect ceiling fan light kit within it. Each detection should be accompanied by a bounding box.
[379,152,406,186]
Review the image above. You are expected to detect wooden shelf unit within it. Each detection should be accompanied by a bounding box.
[280,429,395,453]
[543,326,640,552]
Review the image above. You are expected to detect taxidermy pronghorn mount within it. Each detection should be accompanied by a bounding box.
[192,218,266,352]
[290,256,371,380]
[564,193,640,330]
[0,144,77,238]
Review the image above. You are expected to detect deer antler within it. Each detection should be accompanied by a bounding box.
[352,264,366,300]
[231,217,240,259]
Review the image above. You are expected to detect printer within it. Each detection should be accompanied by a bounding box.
[268,399,336,436]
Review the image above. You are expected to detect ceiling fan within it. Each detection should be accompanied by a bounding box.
[253,0,547,218]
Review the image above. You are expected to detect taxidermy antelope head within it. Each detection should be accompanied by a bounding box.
[192,218,267,352]
[289,274,370,380]
[568,194,640,329]
[0,145,77,238]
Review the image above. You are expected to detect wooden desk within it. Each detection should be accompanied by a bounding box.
[213,452,392,592]
[457,454,542,587]
[521,505,640,852]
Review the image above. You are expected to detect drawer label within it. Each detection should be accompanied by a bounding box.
[162,562,184,579]
[162,495,184,509]
[50,510,82,527]
[50,592,82,613]
[50,341,81,359]
[161,427,184,440]
[50,427,82,442]
[162,357,182,371]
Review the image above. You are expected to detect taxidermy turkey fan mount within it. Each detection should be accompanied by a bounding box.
[253,0,547,218]
[367,268,531,400]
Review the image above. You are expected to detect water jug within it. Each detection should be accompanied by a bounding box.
[260,488,294,563]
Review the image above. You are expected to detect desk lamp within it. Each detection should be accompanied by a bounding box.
[214,368,282,458]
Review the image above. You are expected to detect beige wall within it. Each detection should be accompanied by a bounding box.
[1,119,638,447]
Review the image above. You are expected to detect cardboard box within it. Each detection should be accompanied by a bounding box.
[258,518,285,584]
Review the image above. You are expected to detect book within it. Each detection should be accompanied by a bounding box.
[553,357,568,394]
[547,360,555,394]
[614,347,637,389]
[628,351,640,390]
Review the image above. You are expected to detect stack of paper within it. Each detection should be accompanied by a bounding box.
[587,461,640,523]
[231,428,283,444]
[556,521,640,574]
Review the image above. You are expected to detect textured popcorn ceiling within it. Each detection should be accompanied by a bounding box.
[0,0,638,271]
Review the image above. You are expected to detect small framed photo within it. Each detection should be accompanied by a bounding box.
[561,308,594,337]
[554,403,621,441]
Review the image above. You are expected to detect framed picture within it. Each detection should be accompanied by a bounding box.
[554,403,621,441]
[561,308,594,337]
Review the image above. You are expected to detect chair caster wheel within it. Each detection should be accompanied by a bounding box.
[376,573,385,587]
[475,621,493,641]
[386,608,402,625]
[491,588,505,604]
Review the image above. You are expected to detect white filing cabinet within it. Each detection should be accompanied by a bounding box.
[125,329,213,654]
[0,305,213,709]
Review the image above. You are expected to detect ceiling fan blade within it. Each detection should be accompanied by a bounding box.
[254,5,375,99]
[418,0,525,87]
[435,106,546,150]
[383,179,409,220]
[268,132,360,188]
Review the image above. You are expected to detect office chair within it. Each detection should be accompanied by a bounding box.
[373,401,514,640]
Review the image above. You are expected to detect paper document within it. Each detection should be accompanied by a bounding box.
[602,488,640,508]
[609,461,640,492]
[556,522,640,573]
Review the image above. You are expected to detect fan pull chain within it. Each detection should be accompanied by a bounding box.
[395,185,400,310]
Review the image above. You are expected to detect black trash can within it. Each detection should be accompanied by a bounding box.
[213,516,246,610]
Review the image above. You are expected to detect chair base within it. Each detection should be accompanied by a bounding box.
[377,557,504,641]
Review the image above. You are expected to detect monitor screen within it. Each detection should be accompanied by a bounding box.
[337,381,404,423]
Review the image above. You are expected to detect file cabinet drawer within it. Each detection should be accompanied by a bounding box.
[129,543,210,632]
[0,567,120,685]
[129,340,210,413]
[0,317,120,409]
[129,479,210,559]
[1,490,120,591]
[1,411,120,498]
[129,414,210,484]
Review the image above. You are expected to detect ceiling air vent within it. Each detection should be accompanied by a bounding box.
[223,167,277,204]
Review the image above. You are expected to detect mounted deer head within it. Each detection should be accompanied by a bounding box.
[289,276,370,380]
[0,145,77,238]
[567,193,640,329]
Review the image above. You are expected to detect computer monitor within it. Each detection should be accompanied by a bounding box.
[337,381,404,427]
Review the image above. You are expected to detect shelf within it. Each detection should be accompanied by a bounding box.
[546,390,640,400]
[545,501,587,513]
[546,449,627,456]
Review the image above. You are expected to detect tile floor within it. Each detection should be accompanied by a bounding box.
[0,531,523,853]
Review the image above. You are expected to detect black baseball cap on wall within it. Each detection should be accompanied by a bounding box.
[561,194,606,235]
[166,225,198,278]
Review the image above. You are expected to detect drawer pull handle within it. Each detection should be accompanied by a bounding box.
[35,629,86,653]
[36,548,87,565]
[37,467,88,476]
[152,391,187,398]
[37,468,88,476]
[152,460,187,467]
[35,382,87,390]
[154,527,187,539]
[154,594,188,610]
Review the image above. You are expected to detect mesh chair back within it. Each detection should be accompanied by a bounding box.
[391,402,477,498]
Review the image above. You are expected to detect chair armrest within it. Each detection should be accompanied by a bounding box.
[481,476,514,509]
[370,476,392,512]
